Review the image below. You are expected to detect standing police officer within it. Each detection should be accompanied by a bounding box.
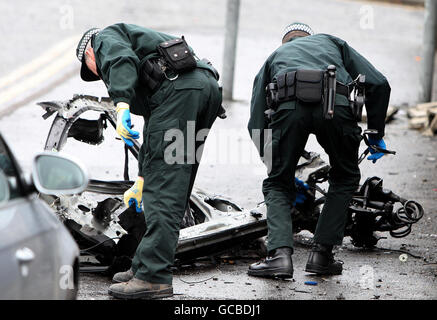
[76,23,222,299]
[247,23,391,278]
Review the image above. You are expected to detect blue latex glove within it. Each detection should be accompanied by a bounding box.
[367,138,386,163]
[116,102,140,147]
[293,177,309,206]
[294,192,307,205]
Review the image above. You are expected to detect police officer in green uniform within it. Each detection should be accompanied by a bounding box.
[76,23,222,299]
[247,23,391,278]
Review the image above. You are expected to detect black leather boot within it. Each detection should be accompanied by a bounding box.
[248,247,293,279]
[305,243,343,275]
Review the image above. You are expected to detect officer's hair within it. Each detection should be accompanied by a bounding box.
[282,31,310,44]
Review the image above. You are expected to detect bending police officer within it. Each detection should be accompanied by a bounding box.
[247,23,391,278]
[76,23,222,299]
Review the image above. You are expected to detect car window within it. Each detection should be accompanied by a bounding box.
[0,140,21,202]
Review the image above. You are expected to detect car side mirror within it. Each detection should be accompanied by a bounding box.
[32,152,88,196]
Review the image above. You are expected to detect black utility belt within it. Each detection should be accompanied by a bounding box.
[265,67,366,121]
[266,69,349,108]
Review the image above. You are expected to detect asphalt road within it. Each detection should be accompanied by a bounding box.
[0,0,436,300]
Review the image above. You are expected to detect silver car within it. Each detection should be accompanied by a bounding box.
[0,133,88,299]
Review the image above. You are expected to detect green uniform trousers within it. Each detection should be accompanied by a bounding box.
[131,69,222,284]
[263,101,362,252]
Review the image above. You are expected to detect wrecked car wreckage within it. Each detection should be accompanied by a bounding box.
[37,95,424,275]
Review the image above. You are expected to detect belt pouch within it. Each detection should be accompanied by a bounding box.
[157,36,197,73]
[295,70,324,103]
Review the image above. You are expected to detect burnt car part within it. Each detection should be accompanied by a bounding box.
[68,114,107,145]
[39,95,140,156]
[345,176,424,247]
[38,95,424,274]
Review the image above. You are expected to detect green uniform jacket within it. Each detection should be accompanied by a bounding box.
[248,34,391,156]
[92,23,216,118]
[91,23,219,175]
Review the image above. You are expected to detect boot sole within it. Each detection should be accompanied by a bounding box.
[305,263,342,275]
[108,287,173,300]
[248,268,293,279]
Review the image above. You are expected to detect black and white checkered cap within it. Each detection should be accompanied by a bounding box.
[76,28,101,62]
[282,22,314,39]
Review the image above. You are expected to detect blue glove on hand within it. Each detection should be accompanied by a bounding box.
[367,138,386,163]
[293,177,309,206]
[116,102,140,147]
[123,177,144,213]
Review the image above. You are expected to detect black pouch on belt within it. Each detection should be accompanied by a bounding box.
[295,70,324,103]
[157,36,197,73]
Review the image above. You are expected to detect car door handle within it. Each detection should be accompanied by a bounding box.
[16,247,35,278]
[15,247,35,264]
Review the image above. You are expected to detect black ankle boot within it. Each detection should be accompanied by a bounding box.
[305,243,343,275]
[248,247,293,279]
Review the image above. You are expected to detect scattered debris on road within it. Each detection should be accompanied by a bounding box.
[336,293,346,300]
[399,254,408,262]
[407,101,437,136]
